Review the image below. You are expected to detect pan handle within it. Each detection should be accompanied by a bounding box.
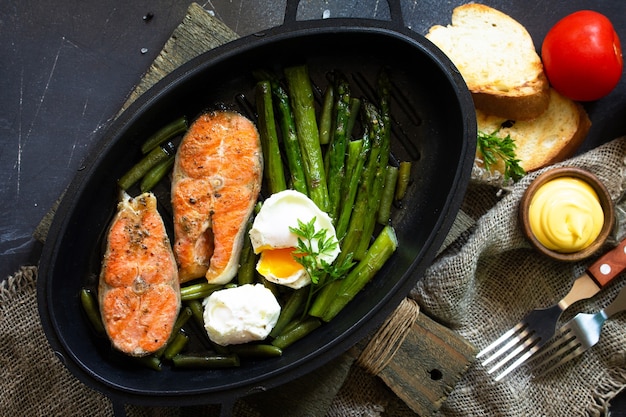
[283,0,405,29]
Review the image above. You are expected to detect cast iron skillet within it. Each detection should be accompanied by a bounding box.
[37,0,476,409]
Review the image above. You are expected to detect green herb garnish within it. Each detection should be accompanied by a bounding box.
[289,217,354,288]
[477,130,525,181]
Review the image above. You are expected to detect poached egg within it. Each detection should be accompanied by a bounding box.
[203,283,281,346]
[249,190,340,289]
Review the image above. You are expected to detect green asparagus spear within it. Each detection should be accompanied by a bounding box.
[310,107,385,318]
[318,84,335,145]
[326,74,351,222]
[308,279,340,318]
[237,219,257,286]
[256,80,287,194]
[377,165,399,225]
[284,65,329,211]
[355,71,392,258]
[335,139,364,240]
[395,161,412,200]
[341,102,384,261]
[270,82,309,196]
[345,98,361,141]
[322,225,398,322]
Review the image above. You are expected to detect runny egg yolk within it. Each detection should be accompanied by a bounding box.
[256,247,303,279]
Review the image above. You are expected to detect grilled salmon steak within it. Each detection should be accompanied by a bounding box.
[171,110,263,284]
[99,191,181,357]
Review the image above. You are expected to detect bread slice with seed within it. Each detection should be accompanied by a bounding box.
[475,88,591,179]
[426,3,550,120]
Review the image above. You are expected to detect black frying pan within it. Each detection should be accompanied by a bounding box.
[37,0,476,409]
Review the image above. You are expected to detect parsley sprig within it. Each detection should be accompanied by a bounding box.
[289,218,354,288]
[477,130,525,181]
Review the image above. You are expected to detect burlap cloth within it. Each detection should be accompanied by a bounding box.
[412,137,626,417]
[3,4,626,416]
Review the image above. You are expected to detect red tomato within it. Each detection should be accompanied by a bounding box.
[541,10,623,101]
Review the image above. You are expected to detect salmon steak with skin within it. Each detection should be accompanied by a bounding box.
[171,110,263,284]
[98,191,181,357]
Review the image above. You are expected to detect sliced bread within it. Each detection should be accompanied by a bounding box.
[426,3,550,120]
[475,88,591,176]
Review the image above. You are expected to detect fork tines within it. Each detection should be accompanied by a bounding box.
[476,321,541,381]
[529,328,583,377]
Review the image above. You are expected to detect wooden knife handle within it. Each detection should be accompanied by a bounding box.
[587,238,626,287]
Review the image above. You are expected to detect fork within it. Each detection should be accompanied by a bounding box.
[476,238,626,381]
[530,283,626,377]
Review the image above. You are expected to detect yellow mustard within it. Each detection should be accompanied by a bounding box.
[528,177,604,253]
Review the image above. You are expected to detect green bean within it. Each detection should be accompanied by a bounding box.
[186,300,205,327]
[395,161,412,200]
[271,317,322,349]
[275,317,303,336]
[318,84,335,145]
[269,287,308,338]
[256,80,287,194]
[377,165,399,225]
[284,65,329,211]
[172,353,240,368]
[163,330,190,360]
[259,276,280,299]
[118,141,175,190]
[140,116,188,154]
[79,288,105,336]
[322,225,397,322]
[229,344,283,358]
[155,306,193,358]
[180,282,222,301]
[139,155,174,192]
[135,355,162,371]
[171,307,192,338]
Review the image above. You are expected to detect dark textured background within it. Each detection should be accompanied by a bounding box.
[2,0,625,412]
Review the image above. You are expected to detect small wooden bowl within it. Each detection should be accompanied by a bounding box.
[519,167,615,262]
